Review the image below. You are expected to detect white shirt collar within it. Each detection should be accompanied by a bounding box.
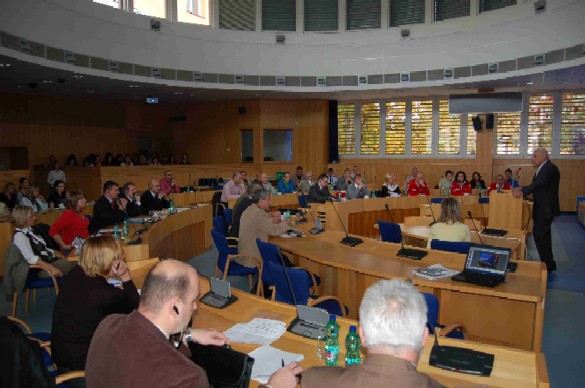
[535,160,548,177]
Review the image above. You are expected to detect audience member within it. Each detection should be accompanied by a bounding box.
[122,182,148,217]
[20,186,49,212]
[488,174,511,194]
[504,168,519,189]
[168,154,177,165]
[237,189,290,268]
[151,157,162,166]
[437,170,454,193]
[450,171,472,196]
[351,165,360,179]
[180,153,190,165]
[11,205,76,278]
[407,172,430,196]
[48,180,67,209]
[102,152,116,167]
[347,174,368,199]
[66,154,78,167]
[160,170,181,195]
[427,197,471,248]
[120,155,133,166]
[16,177,29,202]
[140,179,171,211]
[259,173,277,195]
[49,190,90,252]
[115,154,124,166]
[326,168,338,185]
[380,173,401,197]
[52,236,139,376]
[48,155,57,168]
[0,182,17,209]
[227,181,266,241]
[308,174,332,204]
[337,168,353,191]
[89,181,127,234]
[277,172,296,194]
[404,167,418,193]
[138,154,148,166]
[298,171,314,194]
[86,260,300,388]
[240,170,250,189]
[470,172,486,190]
[303,279,444,388]
[292,166,304,188]
[221,172,246,202]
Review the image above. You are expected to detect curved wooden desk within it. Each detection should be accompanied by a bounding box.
[271,229,546,351]
[194,277,549,388]
[227,193,300,210]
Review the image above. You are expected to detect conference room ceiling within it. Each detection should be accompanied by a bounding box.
[0,54,584,104]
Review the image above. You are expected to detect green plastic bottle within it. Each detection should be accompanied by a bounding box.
[345,326,361,366]
[325,315,340,366]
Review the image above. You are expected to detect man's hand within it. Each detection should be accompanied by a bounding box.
[266,362,303,388]
[119,198,128,210]
[190,328,229,346]
[111,259,131,282]
[513,188,523,198]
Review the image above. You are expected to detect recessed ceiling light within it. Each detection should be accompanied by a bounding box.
[86,89,94,94]
[42,80,53,84]
[129,85,139,88]
[72,75,83,79]
[0,63,11,67]
[527,82,534,85]
[173,91,183,95]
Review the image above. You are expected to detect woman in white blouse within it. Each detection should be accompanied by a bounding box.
[12,205,76,278]
[19,186,49,212]
[381,173,401,197]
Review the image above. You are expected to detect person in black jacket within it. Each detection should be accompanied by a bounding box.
[88,181,127,234]
[140,179,170,211]
[514,148,560,272]
[121,182,148,217]
[308,174,333,204]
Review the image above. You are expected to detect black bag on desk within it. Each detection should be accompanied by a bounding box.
[188,342,254,388]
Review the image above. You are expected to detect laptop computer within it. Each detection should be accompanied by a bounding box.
[451,244,511,288]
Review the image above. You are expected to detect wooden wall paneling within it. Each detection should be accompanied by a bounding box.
[0,170,29,192]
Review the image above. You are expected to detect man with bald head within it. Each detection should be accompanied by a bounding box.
[86,260,301,388]
[407,171,430,196]
[140,179,170,211]
[514,148,560,272]
[260,172,277,195]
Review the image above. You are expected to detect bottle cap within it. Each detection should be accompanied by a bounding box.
[329,315,336,321]
[349,325,356,332]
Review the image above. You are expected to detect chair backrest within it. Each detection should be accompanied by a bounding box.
[265,261,312,306]
[479,197,490,204]
[256,239,285,286]
[430,197,444,204]
[223,208,233,227]
[211,191,224,216]
[213,216,228,236]
[297,195,308,208]
[377,219,402,244]
[430,240,471,254]
[422,293,440,334]
[211,229,230,271]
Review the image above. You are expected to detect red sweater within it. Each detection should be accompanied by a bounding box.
[407,179,430,196]
[450,181,472,196]
[488,182,511,194]
[49,209,90,245]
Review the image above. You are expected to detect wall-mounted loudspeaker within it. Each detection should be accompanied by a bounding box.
[486,114,494,130]
[401,29,410,38]
[472,116,483,131]
[276,35,285,44]
[150,19,161,31]
[534,0,546,14]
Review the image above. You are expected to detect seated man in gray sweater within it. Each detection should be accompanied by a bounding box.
[346,174,368,200]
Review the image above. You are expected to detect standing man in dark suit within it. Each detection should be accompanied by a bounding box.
[308,174,333,204]
[89,181,127,234]
[513,148,560,272]
[140,179,170,212]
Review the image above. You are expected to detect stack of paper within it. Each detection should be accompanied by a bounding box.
[223,318,286,345]
[413,264,460,280]
[248,345,304,384]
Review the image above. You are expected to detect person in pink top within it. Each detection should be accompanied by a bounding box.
[159,170,180,195]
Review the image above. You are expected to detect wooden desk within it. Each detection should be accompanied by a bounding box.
[193,277,549,388]
[170,191,219,207]
[227,193,300,211]
[271,230,546,351]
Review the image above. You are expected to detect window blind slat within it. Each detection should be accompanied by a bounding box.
[262,0,296,31]
[338,104,357,155]
[390,0,425,27]
[347,0,381,30]
[496,112,521,155]
[219,0,255,31]
[411,99,433,155]
[438,99,460,155]
[527,95,554,154]
[305,0,338,32]
[560,94,585,155]
[360,102,380,155]
[385,101,406,154]
[479,0,517,13]
[434,0,470,22]
[467,114,478,155]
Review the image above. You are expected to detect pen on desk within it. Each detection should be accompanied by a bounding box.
[116,262,120,271]
[281,359,285,367]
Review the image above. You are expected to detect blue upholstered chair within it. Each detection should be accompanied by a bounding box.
[223,208,233,228]
[422,293,467,340]
[430,240,471,255]
[212,216,228,236]
[479,197,490,204]
[297,195,308,209]
[431,197,444,204]
[377,219,402,244]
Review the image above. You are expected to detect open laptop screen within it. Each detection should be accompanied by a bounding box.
[466,244,510,276]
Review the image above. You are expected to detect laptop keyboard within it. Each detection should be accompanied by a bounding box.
[451,271,501,288]
[290,320,325,339]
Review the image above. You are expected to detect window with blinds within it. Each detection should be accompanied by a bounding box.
[305,0,338,32]
[360,103,380,155]
[560,94,585,155]
[347,0,381,30]
[434,0,470,22]
[133,0,166,17]
[219,0,256,30]
[262,0,296,31]
[495,112,521,155]
[527,94,554,154]
[479,0,516,13]
[466,114,477,155]
[338,104,357,155]
[438,99,460,155]
[411,100,433,154]
[390,0,425,27]
[385,101,406,154]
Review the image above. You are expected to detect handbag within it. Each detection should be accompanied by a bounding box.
[188,342,254,388]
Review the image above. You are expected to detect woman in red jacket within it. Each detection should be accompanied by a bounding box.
[450,171,472,196]
[49,190,90,252]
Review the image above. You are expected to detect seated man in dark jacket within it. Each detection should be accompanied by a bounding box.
[89,181,127,234]
[140,179,170,212]
[308,174,332,204]
[121,182,148,217]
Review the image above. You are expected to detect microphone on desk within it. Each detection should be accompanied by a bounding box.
[384,204,395,223]
[424,196,437,226]
[187,173,192,192]
[328,198,363,246]
[467,211,486,246]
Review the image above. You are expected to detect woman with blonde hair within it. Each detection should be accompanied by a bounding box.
[19,185,49,212]
[380,173,401,197]
[51,235,139,376]
[427,197,472,248]
[49,190,90,252]
[11,205,75,278]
